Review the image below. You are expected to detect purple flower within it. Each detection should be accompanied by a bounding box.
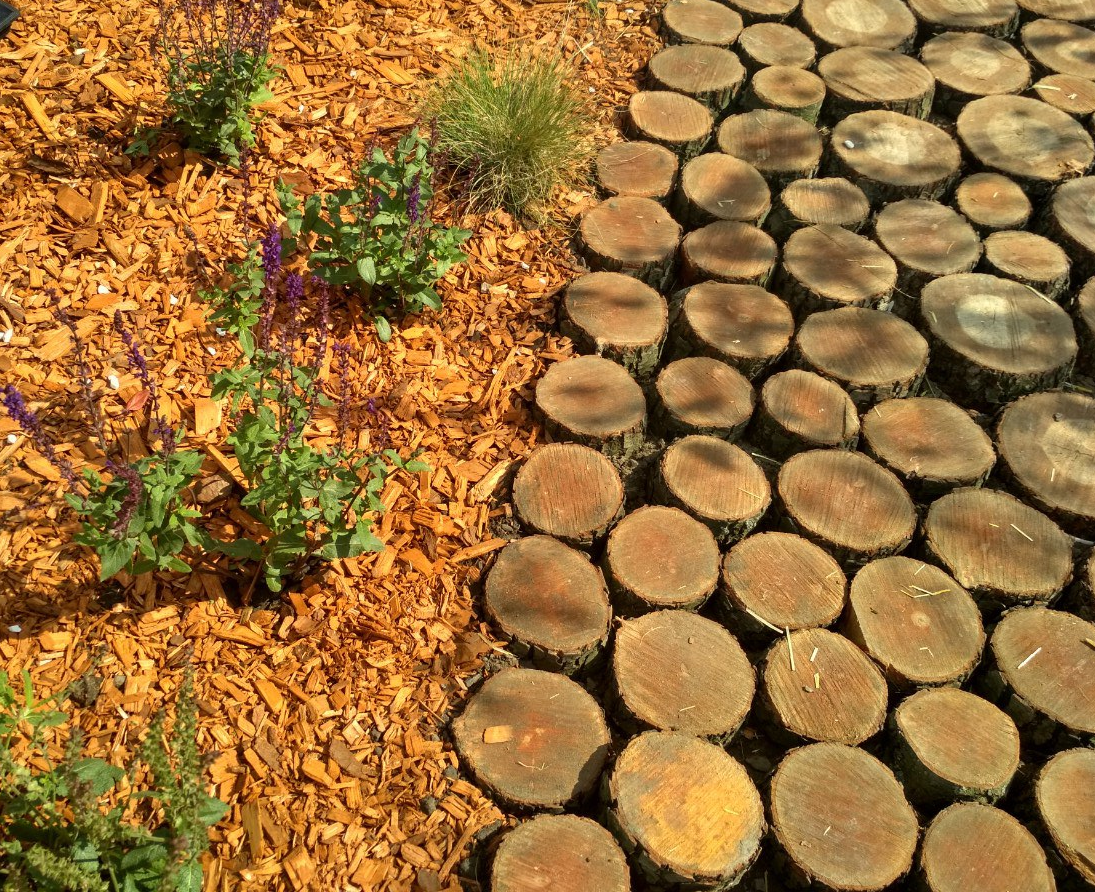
[280,271,304,358]
[114,311,175,454]
[2,385,78,489]
[51,291,108,455]
[273,420,295,458]
[258,222,282,350]
[407,172,422,226]
[106,461,144,539]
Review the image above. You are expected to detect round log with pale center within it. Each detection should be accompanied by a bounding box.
[827,110,962,203]
[491,815,630,892]
[920,32,1031,116]
[979,230,1071,301]
[918,273,1078,408]
[1017,0,1095,22]
[579,196,682,292]
[513,443,625,547]
[484,536,612,675]
[794,307,929,407]
[749,369,861,458]
[662,0,745,46]
[647,45,747,114]
[653,357,756,440]
[778,225,898,317]
[595,141,679,203]
[451,668,610,811]
[923,487,1074,610]
[766,177,870,240]
[605,731,766,890]
[601,504,721,615]
[672,152,772,229]
[799,0,918,51]
[716,109,824,189]
[1078,275,1095,374]
[890,688,1020,805]
[560,272,668,380]
[610,610,755,741]
[655,435,771,543]
[1030,72,1095,116]
[818,47,936,121]
[1036,748,1095,888]
[907,0,1019,37]
[1045,176,1095,281]
[679,221,779,287]
[743,65,827,121]
[845,556,985,688]
[770,743,919,891]
[627,90,714,161]
[1023,17,1095,78]
[861,396,997,499]
[778,449,917,564]
[738,22,818,69]
[954,172,1031,233]
[725,0,799,23]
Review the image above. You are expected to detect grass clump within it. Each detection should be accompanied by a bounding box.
[423,48,594,216]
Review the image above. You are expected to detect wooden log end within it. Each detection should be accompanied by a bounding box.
[679,220,779,287]
[955,172,1032,232]
[1036,747,1095,887]
[717,109,823,187]
[491,815,630,892]
[579,196,682,290]
[750,369,861,459]
[818,47,935,121]
[627,90,713,160]
[800,0,918,52]
[662,0,745,46]
[654,356,755,440]
[648,44,746,114]
[674,152,771,228]
[596,140,679,202]
[738,22,818,69]
[979,230,1071,301]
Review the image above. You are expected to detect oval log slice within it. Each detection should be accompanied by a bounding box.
[726,0,800,23]
[1017,0,1095,22]
[955,172,1032,233]
[1036,748,1095,888]
[921,32,1031,116]
[596,141,680,203]
[766,177,870,240]
[1029,72,1095,116]
[1023,17,1095,78]
[818,47,936,121]
[579,196,682,292]
[1045,176,1095,282]
[662,0,745,45]
[672,152,772,229]
[907,0,1019,37]
[778,225,898,317]
[648,44,747,114]
[743,65,827,121]
[1078,276,1095,375]
[716,110,824,190]
[979,230,1071,301]
[679,221,779,287]
[653,357,756,440]
[738,22,818,70]
[627,90,714,161]
[749,369,861,459]
[799,0,919,51]
[491,815,630,892]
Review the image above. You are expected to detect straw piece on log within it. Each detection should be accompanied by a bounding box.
[845,556,985,688]
[627,91,714,161]
[766,177,870,240]
[750,369,861,458]
[535,356,647,460]
[738,22,818,70]
[560,272,668,380]
[610,610,755,741]
[861,396,996,499]
[655,435,771,543]
[770,744,918,892]
[891,689,1020,806]
[579,196,682,291]
[794,307,929,408]
[799,0,918,52]
[923,487,1074,610]
[954,172,1032,233]
[662,0,745,46]
[1017,0,1095,22]
[920,803,1057,892]
[1036,748,1095,887]
[818,48,936,121]
[978,230,1070,301]
[1076,275,1095,375]
[484,536,611,675]
[827,111,962,203]
[595,141,679,203]
[918,273,1077,408]
[671,152,772,229]
[1023,17,1095,78]
[743,65,827,121]
[778,225,898,317]
[907,0,1019,37]
[716,110,824,189]
[513,444,624,547]
[451,668,610,811]
[920,32,1031,116]
[725,0,800,24]
[1044,176,1095,281]
[647,45,747,114]
[491,815,630,892]
[652,357,756,440]
[601,505,721,615]
[996,390,1095,538]
[1029,72,1095,116]
[679,221,779,287]
[605,732,765,890]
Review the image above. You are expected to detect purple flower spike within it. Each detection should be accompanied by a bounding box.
[114,311,174,454]
[407,172,422,226]
[2,384,78,489]
[332,341,352,450]
[281,272,304,357]
[106,461,144,539]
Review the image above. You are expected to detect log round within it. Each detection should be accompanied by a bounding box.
[817,47,936,120]
[922,487,1074,610]
[679,221,779,287]
[601,505,721,615]
[725,0,800,23]
[798,0,919,51]
[860,396,997,499]
[778,449,917,564]
[662,0,745,46]
[653,357,756,440]
[744,65,827,121]
[1036,748,1095,887]
[770,743,918,891]
[491,815,630,892]
[918,273,1078,408]
[766,177,870,240]
[1023,17,1095,78]
[672,152,772,229]
[647,45,747,114]
[513,443,625,547]
[738,22,818,69]
[451,668,610,811]
[605,731,765,890]
[907,0,1019,37]
[1016,0,1095,22]
[1078,276,1095,375]
[656,435,771,543]
[979,230,1070,301]
[845,556,985,688]
[890,688,1020,805]
[627,90,714,161]
[1030,72,1095,116]
[484,536,612,675]
[920,32,1031,116]
[716,110,824,189]
[954,172,1032,233]
[579,197,681,292]
[1045,177,1095,281]
[595,141,679,203]
[750,369,861,458]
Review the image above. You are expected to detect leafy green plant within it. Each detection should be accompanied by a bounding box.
[422,48,594,214]
[199,242,266,356]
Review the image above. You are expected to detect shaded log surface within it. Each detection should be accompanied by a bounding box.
[817,47,936,120]
[716,109,824,187]
[662,0,745,46]
[750,369,861,458]
[673,152,772,228]
[779,225,898,317]
[579,196,681,292]
[1030,72,1095,115]
[1017,0,1095,21]
[491,815,630,892]
[1023,17,1095,78]
[798,0,918,50]
[1078,275,1095,374]
[979,229,1070,301]
[955,172,1032,232]
[920,32,1031,114]
[744,65,827,120]
[679,221,779,286]
[595,141,679,202]
[907,0,1020,36]
[647,44,747,113]
[627,90,714,160]
[1036,748,1095,887]
[653,356,756,439]
[770,743,918,891]
[738,21,818,68]
[725,0,800,23]
[1046,176,1095,280]
[767,177,870,240]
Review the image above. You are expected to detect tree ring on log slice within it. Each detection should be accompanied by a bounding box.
[647,45,747,114]
[827,111,962,203]
[743,65,827,122]
[535,356,647,460]
[979,230,1070,301]
[920,32,1031,116]
[596,141,679,203]
[669,281,795,378]
[890,689,1020,805]
[845,556,985,688]
[679,221,779,287]
[662,0,745,46]
[725,0,800,24]
[1036,748,1095,886]
[490,814,630,892]
[627,90,713,161]
[907,0,1019,38]
[918,273,1078,408]
[672,152,772,229]
[799,0,918,51]
[1046,176,1095,282]
[817,47,936,121]
[601,504,721,614]
[605,731,765,889]
[957,96,1094,192]
[920,803,1057,892]
[610,610,755,740]
[794,307,929,408]
[561,272,669,380]
[861,397,996,499]
[716,110,824,189]
[766,177,870,240]
[778,225,898,318]
[719,531,847,642]
[1024,17,1095,78]
[771,743,918,891]
[1030,72,1095,116]
[653,357,756,440]
[777,449,917,564]
[655,435,771,543]
[484,536,612,675]
[762,627,889,744]
[750,369,861,459]
[451,668,610,811]
[872,200,982,308]
[579,196,682,292]
[1077,276,1095,375]
[738,22,818,70]
[513,444,625,547]
[923,488,1073,610]
[1017,0,1095,22]
[955,172,1031,233]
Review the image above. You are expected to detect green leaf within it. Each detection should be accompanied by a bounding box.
[174,858,204,892]
[97,538,134,580]
[355,257,377,285]
[214,538,263,561]
[72,757,125,796]
[374,315,392,342]
[197,794,229,828]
